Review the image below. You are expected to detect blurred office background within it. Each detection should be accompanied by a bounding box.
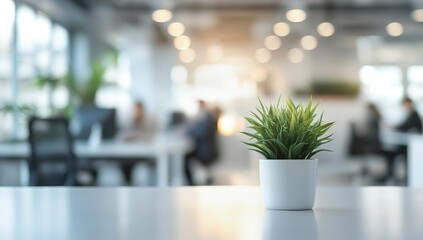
[1,0,423,187]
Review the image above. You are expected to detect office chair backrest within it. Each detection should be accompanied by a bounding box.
[28,117,76,186]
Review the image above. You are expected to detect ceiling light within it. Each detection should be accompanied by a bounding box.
[288,48,304,63]
[412,9,423,22]
[273,22,290,37]
[264,35,282,51]
[286,9,307,23]
[179,48,196,63]
[301,35,318,50]
[168,22,185,36]
[152,9,172,23]
[317,22,335,37]
[255,48,271,63]
[174,35,191,50]
[386,22,403,37]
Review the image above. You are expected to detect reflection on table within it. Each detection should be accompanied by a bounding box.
[0,187,422,240]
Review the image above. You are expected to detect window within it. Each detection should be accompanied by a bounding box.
[407,66,423,101]
[359,65,403,103]
[0,0,15,102]
[17,5,69,113]
[0,2,70,139]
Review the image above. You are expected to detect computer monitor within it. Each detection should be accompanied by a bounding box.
[72,105,117,140]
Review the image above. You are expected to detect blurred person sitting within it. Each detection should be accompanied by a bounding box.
[118,101,157,185]
[184,101,219,186]
[396,98,422,133]
[377,98,422,183]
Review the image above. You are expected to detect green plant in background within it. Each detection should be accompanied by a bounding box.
[311,80,360,96]
[35,75,62,112]
[242,97,335,159]
[0,104,37,116]
[35,76,61,90]
[64,61,106,105]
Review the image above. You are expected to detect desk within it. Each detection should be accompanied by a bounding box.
[0,186,422,240]
[0,134,192,187]
[380,131,423,187]
[379,130,419,147]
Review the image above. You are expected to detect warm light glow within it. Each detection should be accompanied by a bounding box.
[264,35,281,50]
[301,35,318,50]
[412,9,423,22]
[207,45,224,62]
[255,48,271,63]
[152,9,172,23]
[171,65,188,83]
[317,22,335,37]
[174,35,191,50]
[286,9,307,23]
[273,22,290,37]
[386,22,403,37]
[217,115,245,136]
[168,22,185,36]
[251,68,268,82]
[288,48,304,63]
[179,48,196,63]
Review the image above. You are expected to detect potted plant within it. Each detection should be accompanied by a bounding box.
[242,97,334,210]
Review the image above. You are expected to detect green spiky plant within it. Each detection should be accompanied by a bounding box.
[242,97,335,160]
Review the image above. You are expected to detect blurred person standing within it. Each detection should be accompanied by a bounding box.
[184,101,219,185]
[118,101,157,185]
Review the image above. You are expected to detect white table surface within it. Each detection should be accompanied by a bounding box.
[408,136,423,187]
[0,186,422,240]
[0,134,192,186]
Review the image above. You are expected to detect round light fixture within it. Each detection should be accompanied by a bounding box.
[412,9,423,22]
[386,22,403,37]
[152,9,172,23]
[174,35,191,50]
[301,35,318,50]
[168,22,185,36]
[273,22,290,37]
[317,22,335,37]
[264,35,282,50]
[286,9,307,23]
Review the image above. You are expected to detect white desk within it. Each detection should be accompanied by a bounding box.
[0,134,192,187]
[380,131,423,187]
[0,186,422,240]
[408,136,423,187]
[379,130,417,147]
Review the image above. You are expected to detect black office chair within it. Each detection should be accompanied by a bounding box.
[28,117,76,186]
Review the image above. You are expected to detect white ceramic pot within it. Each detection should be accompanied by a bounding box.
[259,159,318,210]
